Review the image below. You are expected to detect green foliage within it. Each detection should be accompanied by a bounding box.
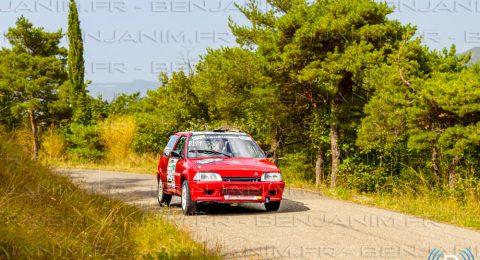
[64,123,104,161]
[230,0,412,186]
[108,92,141,115]
[132,113,169,154]
[279,152,314,183]
[0,16,68,158]
[340,159,395,193]
[68,0,87,122]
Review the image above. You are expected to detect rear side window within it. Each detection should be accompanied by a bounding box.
[164,135,179,156]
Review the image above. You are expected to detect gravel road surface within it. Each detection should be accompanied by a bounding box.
[59,169,480,259]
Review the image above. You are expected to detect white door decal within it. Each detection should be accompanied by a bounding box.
[167,158,178,188]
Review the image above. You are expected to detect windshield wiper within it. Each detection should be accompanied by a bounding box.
[189,149,231,157]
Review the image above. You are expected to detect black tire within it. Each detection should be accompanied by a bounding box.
[157,178,172,207]
[181,181,197,215]
[265,201,281,212]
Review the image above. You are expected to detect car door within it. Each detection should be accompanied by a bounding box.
[167,136,187,194]
[160,135,179,178]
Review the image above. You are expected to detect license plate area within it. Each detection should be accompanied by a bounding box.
[222,188,262,196]
[224,195,261,200]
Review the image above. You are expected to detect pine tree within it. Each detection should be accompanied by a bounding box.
[68,0,86,122]
[0,17,68,159]
[230,0,410,187]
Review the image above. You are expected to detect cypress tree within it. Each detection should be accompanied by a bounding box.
[68,0,86,122]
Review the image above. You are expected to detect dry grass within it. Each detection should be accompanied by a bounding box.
[99,115,137,164]
[0,133,217,259]
[40,127,66,162]
[287,182,480,230]
[42,116,158,174]
[51,152,158,175]
[11,128,34,155]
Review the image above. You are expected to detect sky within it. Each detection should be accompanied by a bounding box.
[1,0,480,84]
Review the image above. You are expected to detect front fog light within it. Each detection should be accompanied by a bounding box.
[261,172,282,182]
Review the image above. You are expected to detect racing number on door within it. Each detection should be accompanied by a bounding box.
[168,136,186,189]
[167,158,178,188]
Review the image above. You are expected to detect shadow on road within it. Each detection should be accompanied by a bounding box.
[169,197,309,216]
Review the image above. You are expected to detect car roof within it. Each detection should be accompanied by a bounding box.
[177,131,249,136]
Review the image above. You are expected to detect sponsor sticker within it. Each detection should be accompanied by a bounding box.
[197,158,223,165]
[191,135,206,140]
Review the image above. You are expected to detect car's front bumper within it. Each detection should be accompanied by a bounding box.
[189,180,285,203]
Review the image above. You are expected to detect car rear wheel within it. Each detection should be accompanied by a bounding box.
[265,201,281,212]
[157,178,171,207]
[181,181,197,215]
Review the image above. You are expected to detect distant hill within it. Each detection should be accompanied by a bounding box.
[88,80,159,101]
[462,47,480,64]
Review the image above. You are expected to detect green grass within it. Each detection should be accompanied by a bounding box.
[287,181,480,230]
[0,135,217,259]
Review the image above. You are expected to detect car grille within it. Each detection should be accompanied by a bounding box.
[222,177,261,182]
[222,188,262,196]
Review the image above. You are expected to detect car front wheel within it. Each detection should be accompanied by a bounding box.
[157,178,172,207]
[181,181,197,215]
[265,201,281,212]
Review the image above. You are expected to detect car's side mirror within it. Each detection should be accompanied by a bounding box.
[171,151,182,158]
[265,151,273,158]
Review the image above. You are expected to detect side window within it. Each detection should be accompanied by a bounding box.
[173,136,187,156]
[164,135,179,156]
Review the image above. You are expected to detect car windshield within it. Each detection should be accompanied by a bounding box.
[187,134,265,158]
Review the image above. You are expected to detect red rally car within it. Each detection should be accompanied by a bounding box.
[156,131,285,215]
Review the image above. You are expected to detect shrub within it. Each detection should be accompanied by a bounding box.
[454,178,480,205]
[132,113,169,154]
[341,158,396,193]
[279,152,314,183]
[64,123,104,162]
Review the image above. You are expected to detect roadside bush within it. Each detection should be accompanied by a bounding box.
[64,123,104,162]
[341,158,395,193]
[132,113,169,154]
[279,152,314,183]
[454,178,480,205]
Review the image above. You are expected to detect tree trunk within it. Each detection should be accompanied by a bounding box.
[330,124,340,188]
[270,126,281,164]
[448,155,460,189]
[315,146,324,188]
[28,109,38,160]
[272,148,279,164]
[431,142,440,182]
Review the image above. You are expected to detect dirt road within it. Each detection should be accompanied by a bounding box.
[60,169,480,259]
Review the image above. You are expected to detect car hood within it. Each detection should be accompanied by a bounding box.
[190,157,279,177]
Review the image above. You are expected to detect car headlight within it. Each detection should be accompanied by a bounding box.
[261,172,282,182]
[193,172,222,181]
